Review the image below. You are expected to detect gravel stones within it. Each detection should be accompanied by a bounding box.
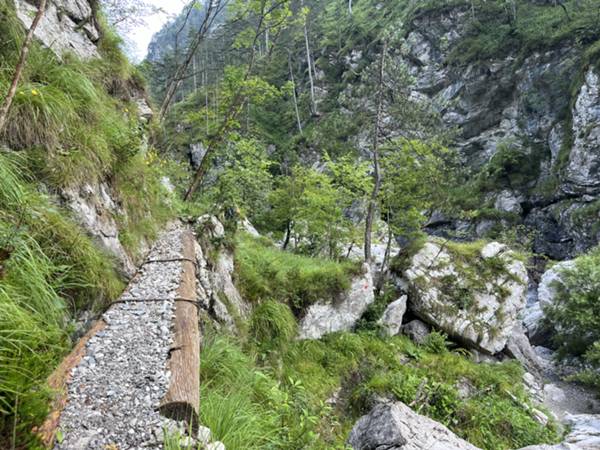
[55,225,190,450]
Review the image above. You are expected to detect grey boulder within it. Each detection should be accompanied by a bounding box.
[401,320,431,345]
[347,401,480,450]
[378,295,408,336]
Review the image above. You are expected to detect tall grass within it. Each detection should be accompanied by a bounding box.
[0,2,145,189]
[235,233,359,313]
[199,335,283,449]
[0,153,124,446]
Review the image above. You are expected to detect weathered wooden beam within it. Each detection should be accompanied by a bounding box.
[159,230,200,425]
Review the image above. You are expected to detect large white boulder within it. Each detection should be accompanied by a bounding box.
[298,264,374,340]
[347,401,480,450]
[404,241,527,354]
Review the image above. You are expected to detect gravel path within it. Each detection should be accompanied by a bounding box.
[55,224,190,450]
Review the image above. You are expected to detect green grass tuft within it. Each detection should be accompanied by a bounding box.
[249,300,297,353]
[235,233,359,314]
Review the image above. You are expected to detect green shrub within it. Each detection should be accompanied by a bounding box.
[423,331,450,354]
[546,247,600,392]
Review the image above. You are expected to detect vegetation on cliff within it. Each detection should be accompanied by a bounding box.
[0,2,175,446]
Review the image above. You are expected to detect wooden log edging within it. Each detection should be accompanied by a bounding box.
[34,320,107,448]
[159,230,200,425]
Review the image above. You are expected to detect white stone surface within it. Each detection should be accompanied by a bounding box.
[299,264,374,340]
[378,295,408,336]
[15,0,100,60]
[404,241,527,354]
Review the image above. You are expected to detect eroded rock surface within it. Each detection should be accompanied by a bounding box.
[347,401,480,450]
[62,182,138,277]
[15,0,100,59]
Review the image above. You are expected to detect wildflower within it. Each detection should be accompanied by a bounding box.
[31,89,39,96]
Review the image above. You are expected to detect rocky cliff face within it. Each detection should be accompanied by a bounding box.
[14,0,100,59]
[392,5,599,260]
[13,0,154,276]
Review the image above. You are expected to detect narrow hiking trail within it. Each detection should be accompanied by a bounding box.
[35,220,599,450]
[47,224,199,450]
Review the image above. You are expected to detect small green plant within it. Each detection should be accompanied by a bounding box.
[423,331,450,354]
[249,300,297,354]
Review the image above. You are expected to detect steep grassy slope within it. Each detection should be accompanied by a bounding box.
[0,2,175,446]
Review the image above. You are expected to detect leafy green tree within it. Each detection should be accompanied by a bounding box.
[380,139,453,240]
[183,0,294,200]
[204,134,273,222]
[266,166,358,258]
[375,139,454,288]
[545,247,600,392]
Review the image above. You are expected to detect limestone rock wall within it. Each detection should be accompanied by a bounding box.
[395,8,600,259]
[14,0,100,59]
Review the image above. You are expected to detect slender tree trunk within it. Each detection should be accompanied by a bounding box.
[348,0,352,15]
[376,211,393,295]
[282,220,292,250]
[364,40,387,262]
[288,53,303,134]
[265,27,270,54]
[159,1,223,121]
[192,53,198,92]
[0,0,47,134]
[345,241,355,259]
[203,65,209,135]
[300,0,318,117]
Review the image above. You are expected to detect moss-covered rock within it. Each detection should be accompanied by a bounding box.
[404,240,527,354]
